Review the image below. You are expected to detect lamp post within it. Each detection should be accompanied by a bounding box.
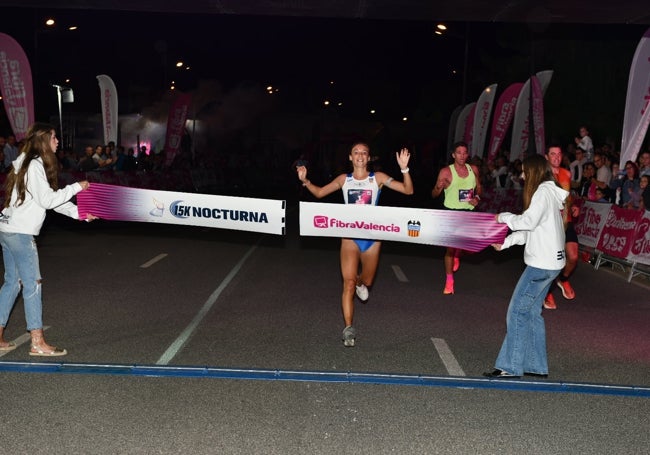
[52,84,73,148]
[435,22,470,105]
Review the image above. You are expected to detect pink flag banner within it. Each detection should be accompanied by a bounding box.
[487,82,523,163]
[299,202,508,252]
[454,102,476,144]
[77,183,286,235]
[163,92,192,167]
[470,84,497,158]
[0,33,34,141]
[96,75,118,145]
[595,205,643,259]
[620,28,650,167]
[509,77,532,162]
[531,76,546,155]
[628,210,650,266]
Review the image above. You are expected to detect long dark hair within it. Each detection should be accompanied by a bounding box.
[522,154,557,210]
[4,123,59,208]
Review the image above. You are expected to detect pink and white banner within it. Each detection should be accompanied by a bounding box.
[447,104,463,151]
[575,200,610,248]
[509,77,532,162]
[470,84,497,158]
[163,92,191,167]
[462,103,476,148]
[574,200,650,266]
[535,70,554,96]
[96,74,118,145]
[596,205,644,259]
[454,102,476,144]
[620,28,650,167]
[627,210,650,266]
[487,82,523,163]
[531,76,546,156]
[299,202,508,252]
[0,33,34,141]
[77,183,286,235]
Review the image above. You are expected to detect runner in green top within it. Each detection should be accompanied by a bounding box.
[431,141,482,295]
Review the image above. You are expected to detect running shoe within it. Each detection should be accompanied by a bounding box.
[342,326,356,347]
[453,256,460,272]
[556,280,576,300]
[543,293,556,310]
[355,284,369,302]
[443,280,454,295]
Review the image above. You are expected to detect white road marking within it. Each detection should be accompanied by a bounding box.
[140,253,168,268]
[0,326,49,357]
[391,265,409,282]
[431,337,466,376]
[156,243,259,365]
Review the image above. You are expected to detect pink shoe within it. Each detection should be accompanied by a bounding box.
[453,257,460,272]
[443,280,454,295]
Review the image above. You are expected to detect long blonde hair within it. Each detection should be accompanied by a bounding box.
[521,154,557,210]
[4,123,59,208]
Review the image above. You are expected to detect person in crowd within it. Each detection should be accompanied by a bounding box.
[595,187,609,203]
[78,145,99,171]
[570,148,588,188]
[491,155,510,189]
[592,151,612,201]
[508,159,524,190]
[639,175,650,211]
[637,150,650,177]
[543,145,579,310]
[483,154,568,378]
[574,125,594,162]
[122,147,138,171]
[626,173,647,210]
[296,142,413,347]
[3,135,19,170]
[0,123,97,356]
[431,141,482,295]
[93,145,114,169]
[577,162,598,201]
[610,161,640,208]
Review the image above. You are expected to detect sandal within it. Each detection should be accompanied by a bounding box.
[0,342,16,352]
[30,345,67,357]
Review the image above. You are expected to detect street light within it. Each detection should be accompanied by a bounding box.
[52,84,73,148]
[435,22,470,105]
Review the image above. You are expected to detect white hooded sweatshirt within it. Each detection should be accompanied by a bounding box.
[498,181,568,271]
[0,153,82,236]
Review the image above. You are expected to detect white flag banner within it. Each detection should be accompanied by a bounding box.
[509,77,532,162]
[470,84,497,157]
[97,74,118,145]
[535,70,554,96]
[299,202,508,252]
[620,28,650,167]
[78,183,286,235]
[454,102,476,144]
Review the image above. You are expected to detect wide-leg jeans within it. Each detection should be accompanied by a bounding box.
[0,232,43,331]
[495,265,561,376]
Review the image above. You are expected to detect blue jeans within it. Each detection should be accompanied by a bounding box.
[494,265,561,376]
[0,232,43,331]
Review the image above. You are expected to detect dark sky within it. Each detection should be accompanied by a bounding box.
[1,6,648,147]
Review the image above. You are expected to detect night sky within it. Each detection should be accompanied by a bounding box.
[1,6,648,151]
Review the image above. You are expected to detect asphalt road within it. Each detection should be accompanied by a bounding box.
[0,202,649,454]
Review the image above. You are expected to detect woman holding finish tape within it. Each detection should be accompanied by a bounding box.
[0,123,97,356]
[296,141,413,347]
